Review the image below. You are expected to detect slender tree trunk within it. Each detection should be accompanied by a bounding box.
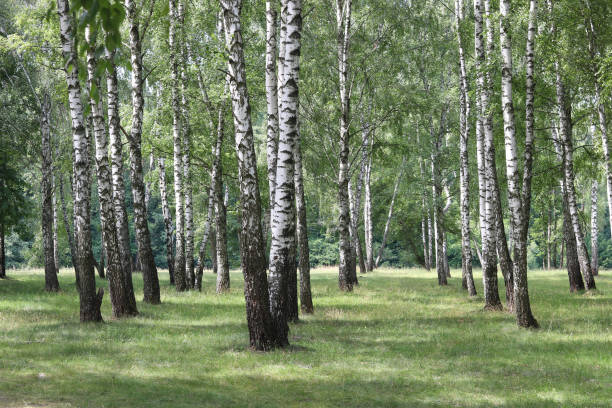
[57,0,103,321]
[364,131,374,272]
[179,16,195,289]
[374,159,404,268]
[454,0,476,295]
[472,234,484,266]
[549,13,596,290]
[220,0,278,351]
[214,107,230,294]
[195,184,214,289]
[475,0,501,310]
[158,158,175,284]
[591,179,599,276]
[0,223,5,279]
[336,0,354,290]
[52,171,60,274]
[294,139,313,313]
[86,27,137,317]
[431,133,447,286]
[106,52,137,309]
[58,175,77,284]
[499,0,538,326]
[41,92,60,292]
[169,0,186,291]
[552,124,585,291]
[144,153,153,211]
[126,0,161,303]
[211,230,218,274]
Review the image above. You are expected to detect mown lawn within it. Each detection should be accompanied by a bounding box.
[0,267,610,407]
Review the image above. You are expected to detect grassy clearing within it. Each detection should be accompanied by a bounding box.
[0,267,610,407]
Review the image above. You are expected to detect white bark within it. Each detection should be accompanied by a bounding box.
[57,0,103,321]
[269,0,303,343]
[220,0,277,350]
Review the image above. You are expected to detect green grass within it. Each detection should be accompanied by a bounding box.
[0,267,610,407]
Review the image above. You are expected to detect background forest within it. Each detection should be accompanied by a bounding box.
[1,0,612,274]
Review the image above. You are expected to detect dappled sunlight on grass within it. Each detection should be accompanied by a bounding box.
[1,267,611,407]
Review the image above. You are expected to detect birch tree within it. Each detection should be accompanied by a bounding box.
[499,0,538,327]
[41,92,59,292]
[158,157,175,284]
[220,0,278,350]
[56,0,103,321]
[454,0,476,296]
[106,48,136,308]
[474,0,502,310]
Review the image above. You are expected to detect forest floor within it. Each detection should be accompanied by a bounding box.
[0,267,610,407]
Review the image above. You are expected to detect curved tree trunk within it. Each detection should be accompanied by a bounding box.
[550,30,596,290]
[41,92,60,292]
[126,0,161,303]
[158,158,175,284]
[552,124,585,292]
[57,0,103,321]
[220,0,278,351]
[375,159,404,268]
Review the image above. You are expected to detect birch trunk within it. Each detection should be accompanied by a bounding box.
[552,124,585,291]
[551,32,596,290]
[294,139,313,313]
[41,92,60,292]
[364,132,374,272]
[336,0,355,290]
[58,175,76,271]
[106,50,137,310]
[158,158,175,284]
[86,27,137,317]
[220,0,277,351]
[126,0,161,303]
[474,0,501,310]
[169,0,186,291]
[0,223,4,279]
[591,179,599,276]
[454,0,475,295]
[57,0,103,321]
[431,139,447,286]
[266,0,279,218]
[52,171,60,274]
[499,0,537,325]
[269,0,303,343]
[214,107,230,294]
[374,159,404,268]
[180,30,194,289]
[195,184,214,289]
